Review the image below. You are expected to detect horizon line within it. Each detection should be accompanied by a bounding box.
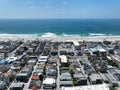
[0,18,120,20]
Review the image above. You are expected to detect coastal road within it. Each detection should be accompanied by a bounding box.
[23,61,39,90]
[57,56,60,90]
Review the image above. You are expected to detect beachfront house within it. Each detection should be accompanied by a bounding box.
[73,41,80,50]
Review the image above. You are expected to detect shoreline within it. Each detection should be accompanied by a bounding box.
[0,36,120,42]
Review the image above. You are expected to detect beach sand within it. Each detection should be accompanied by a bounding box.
[0,36,120,42]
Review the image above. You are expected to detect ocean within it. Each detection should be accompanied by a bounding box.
[0,19,120,38]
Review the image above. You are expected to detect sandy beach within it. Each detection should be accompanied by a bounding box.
[0,36,120,42]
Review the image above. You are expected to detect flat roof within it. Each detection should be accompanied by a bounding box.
[0,46,4,49]
[39,56,48,58]
[28,60,36,63]
[60,81,73,84]
[89,48,98,52]
[90,74,102,81]
[43,78,55,84]
[73,41,79,46]
[97,46,106,52]
[38,56,48,62]
[7,57,17,60]
[62,83,109,90]
[59,55,67,63]
[16,73,28,76]
[10,82,24,88]
[74,73,86,78]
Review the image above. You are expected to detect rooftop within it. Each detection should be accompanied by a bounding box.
[62,83,109,90]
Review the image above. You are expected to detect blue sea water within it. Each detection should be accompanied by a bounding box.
[0,19,120,38]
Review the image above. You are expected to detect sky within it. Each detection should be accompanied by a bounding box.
[0,0,120,19]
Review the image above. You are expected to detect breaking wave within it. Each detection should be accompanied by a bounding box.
[41,32,58,37]
[0,32,119,39]
[89,33,106,36]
